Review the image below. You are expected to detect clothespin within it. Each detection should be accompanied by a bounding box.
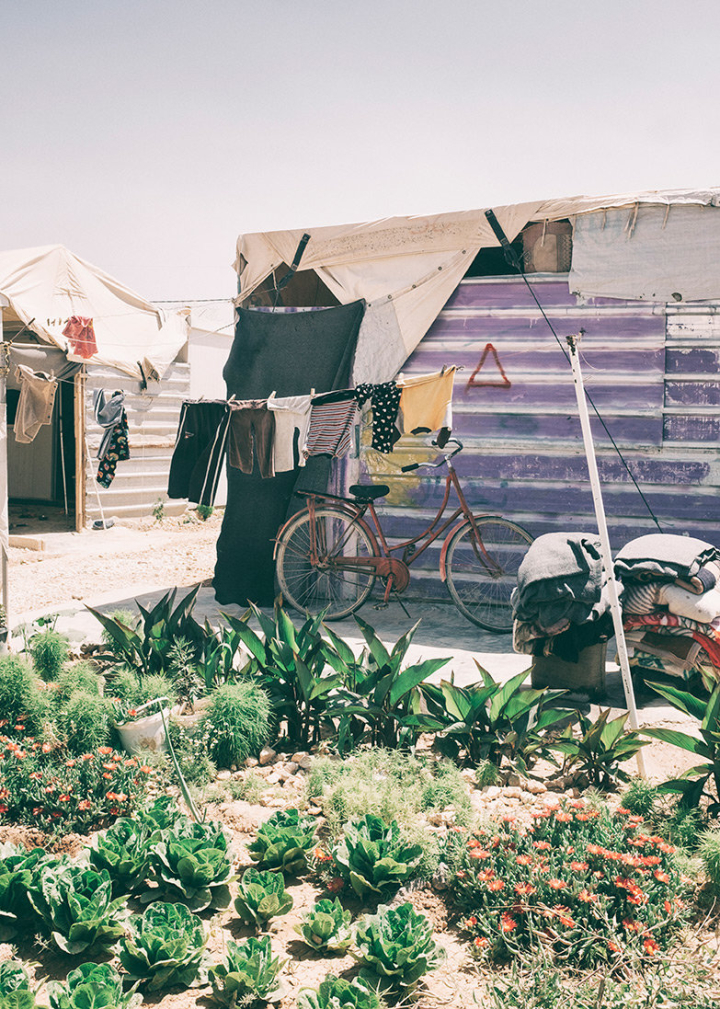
[310,388,315,397]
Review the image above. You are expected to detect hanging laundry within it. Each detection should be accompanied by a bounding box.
[267,394,313,472]
[13,365,57,443]
[93,389,129,487]
[304,391,357,459]
[227,400,275,478]
[62,316,98,360]
[398,367,456,435]
[355,381,401,453]
[168,400,231,507]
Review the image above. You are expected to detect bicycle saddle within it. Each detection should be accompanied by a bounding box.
[349,484,389,501]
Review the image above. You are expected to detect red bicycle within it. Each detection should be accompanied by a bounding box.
[274,439,533,631]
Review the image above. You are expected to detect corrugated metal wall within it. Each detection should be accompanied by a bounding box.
[356,275,720,599]
[84,362,189,521]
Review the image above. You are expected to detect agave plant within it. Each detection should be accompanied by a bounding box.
[0,962,37,1009]
[27,862,126,955]
[148,816,234,911]
[47,963,143,1009]
[353,902,445,988]
[207,936,286,1005]
[248,808,317,875]
[297,974,381,1009]
[294,898,353,953]
[332,815,423,900]
[89,819,152,896]
[0,844,55,938]
[119,902,207,991]
[233,868,294,928]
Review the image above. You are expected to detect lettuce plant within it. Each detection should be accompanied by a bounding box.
[248,808,317,875]
[136,795,182,836]
[47,963,143,1009]
[332,815,423,900]
[0,961,37,1009]
[353,902,445,988]
[233,868,293,928]
[89,819,151,896]
[148,816,234,911]
[120,901,207,991]
[27,862,126,955]
[208,936,285,1005]
[0,844,55,938]
[295,898,353,953]
[297,975,381,1009]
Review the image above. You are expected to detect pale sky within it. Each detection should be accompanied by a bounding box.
[3,0,719,300]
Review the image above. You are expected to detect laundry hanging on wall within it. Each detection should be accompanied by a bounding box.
[93,389,130,487]
[167,400,231,508]
[13,365,58,444]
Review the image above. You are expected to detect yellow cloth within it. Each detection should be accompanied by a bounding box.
[398,368,456,434]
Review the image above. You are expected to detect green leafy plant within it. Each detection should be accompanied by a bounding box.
[332,814,423,900]
[0,843,54,938]
[55,691,113,754]
[0,961,36,1009]
[27,862,126,954]
[698,828,720,893]
[88,586,205,677]
[551,709,648,789]
[53,662,101,703]
[622,776,657,818]
[297,975,382,1009]
[136,794,182,835]
[120,901,207,990]
[295,898,353,953]
[196,504,214,521]
[197,620,254,690]
[421,666,571,770]
[29,629,70,681]
[89,818,152,895]
[352,902,446,988]
[202,680,273,768]
[207,936,285,1005]
[323,616,449,750]
[233,868,294,928]
[248,808,316,875]
[642,675,720,811]
[148,816,233,911]
[0,656,48,733]
[166,638,204,703]
[47,962,143,1009]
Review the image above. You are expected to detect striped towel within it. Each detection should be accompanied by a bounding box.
[304,398,357,459]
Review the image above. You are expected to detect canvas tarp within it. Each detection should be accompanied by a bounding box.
[234,188,720,381]
[0,245,188,380]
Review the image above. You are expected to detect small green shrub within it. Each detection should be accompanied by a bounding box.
[208,935,285,1006]
[54,662,101,703]
[0,656,48,732]
[107,670,177,711]
[622,777,657,818]
[352,902,446,988]
[203,681,273,769]
[89,818,152,896]
[248,808,317,875]
[332,815,423,900]
[698,828,720,893]
[167,637,204,703]
[420,761,472,825]
[29,629,70,681]
[295,898,353,952]
[298,975,382,1009]
[234,868,293,928]
[166,719,215,786]
[55,692,113,754]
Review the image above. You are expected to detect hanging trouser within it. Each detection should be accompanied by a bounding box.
[227,401,276,479]
[167,400,230,507]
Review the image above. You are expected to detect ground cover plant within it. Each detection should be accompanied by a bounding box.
[233,867,294,928]
[47,963,143,1009]
[450,799,692,966]
[295,898,353,952]
[0,843,53,938]
[88,817,153,896]
[28,861,127,955]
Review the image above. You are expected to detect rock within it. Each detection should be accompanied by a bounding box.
[526,780,547,795]
[259,747,277,766]
[230,765,238,772]
[244,757,259,768]
[216,770,232,781]
[483,785,502,799]
[460,769,476,783]
[284,761,299,775]
[291,752,312,769]
[545,779,565,792]
[504,786,523,799]
[505,772,526,788]
[307,805,323,816]
[266,772,282,785]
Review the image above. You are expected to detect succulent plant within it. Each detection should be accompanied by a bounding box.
[233,868,294,928]
[247,808,317,875]
[47,962,143,1009]
[119,901,207,991]
[352,902,445,988]
[332,815,423,900]
[295,898,353,953]
[27,862,126,955]
[207,936,285,1005]
[297,974,382,1009]
[148,816,234,912]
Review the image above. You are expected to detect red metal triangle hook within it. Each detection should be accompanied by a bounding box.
[466,343,511,389]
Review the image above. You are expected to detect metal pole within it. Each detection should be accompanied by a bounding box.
[0,340,10,636]
[566,333,646,777]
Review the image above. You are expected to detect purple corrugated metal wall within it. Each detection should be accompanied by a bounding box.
[352,275,720,600]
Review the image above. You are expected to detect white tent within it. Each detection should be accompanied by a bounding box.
[0,245,188,380]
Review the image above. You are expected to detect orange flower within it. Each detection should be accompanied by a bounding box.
[555,811,572,823]
[41,742,52,753]
[465,916,478,927]
[622,918,641,932]
[607,940,621,953]
[102,773,112,779]
[469,849,491,860]
[477,869,495,882]
[514,882,536,896]
[82,753,94,761]
[653,869,670,883]
[473,936,489,948]
[58,794,71,802]
[553,905,575,928]
[98,746,114,755]
[515,854,532,866]
[102,763,118,772]
[643,937,660,955]
[499,913,516,933]
[139,765,153,774]
[570,861,589,872]
[65,760,76,768]
[78,799,92,811]
[533,840,551,850]
[487,879,505,892]
[547,878,567,890]
[578,889,597,903]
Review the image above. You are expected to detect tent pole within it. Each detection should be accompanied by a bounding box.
[0,338,10,638]
[566,332,646,778]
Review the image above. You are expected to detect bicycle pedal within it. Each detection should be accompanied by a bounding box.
[373,602,389,611]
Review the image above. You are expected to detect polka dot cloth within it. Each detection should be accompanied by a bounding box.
[355,382,401,453]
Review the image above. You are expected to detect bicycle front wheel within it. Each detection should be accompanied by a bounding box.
[445,516,533,632]
[276,506,378,621]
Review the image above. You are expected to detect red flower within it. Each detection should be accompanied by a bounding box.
[477,869,495,881]
[0,804,8,814]
[570,861,589,872]
[32,806,44,816]
[469,848,491,860]
[98,746,114,755]
[515,854,533,866]
[487,879,505,892]
[533,841,551,850]
[514,882,536,896]
[653,869,670,883]
[499,913,516,933]
[41,742,52,753]
[547,878,567,890]
[78,799,92,811]
[58,794,71,802]
[578,889,597,903]
[643,937,660,955]
[553,905,575,928]
[622,918,641,932]
[473,936,489,949]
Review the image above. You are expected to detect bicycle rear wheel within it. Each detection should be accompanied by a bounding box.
[445,516,533,632]
[276,506,378,620]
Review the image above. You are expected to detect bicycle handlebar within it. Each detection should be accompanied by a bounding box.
[400,438,464,472]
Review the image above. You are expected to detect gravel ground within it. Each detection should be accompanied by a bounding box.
[8,510,224,619]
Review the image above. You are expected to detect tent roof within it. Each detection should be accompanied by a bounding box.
[0,245,188,380]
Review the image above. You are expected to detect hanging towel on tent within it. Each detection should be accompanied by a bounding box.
[62,316,98,360]
[305,390,357,460]
[13,365,57,444]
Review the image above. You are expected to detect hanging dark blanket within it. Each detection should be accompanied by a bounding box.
[213,301,365,606]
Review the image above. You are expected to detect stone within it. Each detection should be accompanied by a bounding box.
[526,780,547,795]
[259,747,277,766]
[483,785,502,799]
[505,772,526,788]
[216,770,232,781]
[284,761,299,775]
[291,752,312,769]
[504,786,523,799]
[266,772,282,785]
[244,757,259,768]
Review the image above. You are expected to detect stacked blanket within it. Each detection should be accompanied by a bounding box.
[512,533,612,663]
[615,534,720,681]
